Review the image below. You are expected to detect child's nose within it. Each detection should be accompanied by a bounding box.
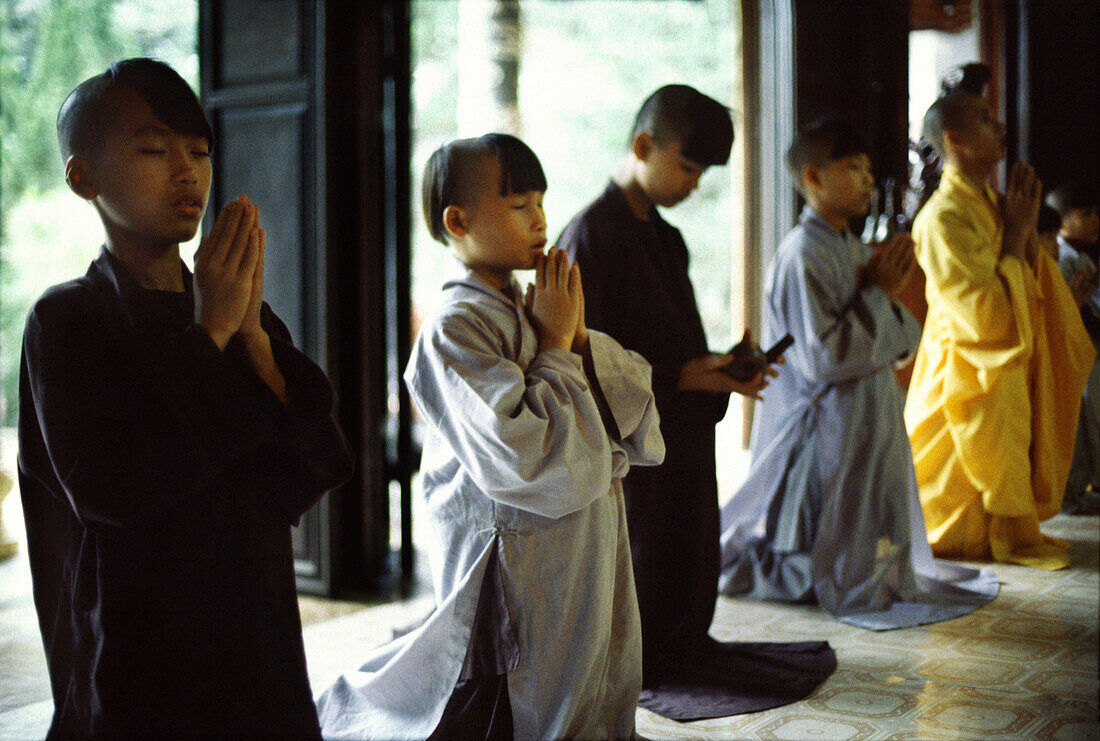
[170,147,199,183]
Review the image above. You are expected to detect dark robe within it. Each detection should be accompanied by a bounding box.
[558,182,836,720]
[17,247,354,739]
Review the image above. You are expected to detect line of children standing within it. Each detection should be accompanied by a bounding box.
[21,56,1094,739]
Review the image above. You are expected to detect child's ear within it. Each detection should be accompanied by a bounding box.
[942,129,965,156]
[630,132,653,162]
[801,164,821,191]
[64,156,98,201]
[442,205,469,239]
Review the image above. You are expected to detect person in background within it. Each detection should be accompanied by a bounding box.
[719,116,999,629]
[1046,184,1100,514]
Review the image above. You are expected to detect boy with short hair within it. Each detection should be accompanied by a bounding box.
[904,92,1094,568]
[720,117,998,628]
[18,58,353,737]
[558,85,836,720]
[1045,184,1100,514]
[317,134,665,739]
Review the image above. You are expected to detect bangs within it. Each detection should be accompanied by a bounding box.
[110,59,214,145]
[483,133,547,195]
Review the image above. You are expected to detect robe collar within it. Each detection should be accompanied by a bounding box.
[87,245,194,329]
[799,205,854,240]
[445,265,525,310]
[940,163,1000,222]
[603,180,666,226]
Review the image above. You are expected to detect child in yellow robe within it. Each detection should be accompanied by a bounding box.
[905,92,1095,570]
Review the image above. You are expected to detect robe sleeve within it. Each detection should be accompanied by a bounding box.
[585,330,665,466]
[910,197,1038,513]
[913,204,1035,385]
[229,304,354,525]
[778,239,921,385]
[406,309,617,520]
[21,287,350,536]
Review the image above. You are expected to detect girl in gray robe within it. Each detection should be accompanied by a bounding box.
[317,134,664,739]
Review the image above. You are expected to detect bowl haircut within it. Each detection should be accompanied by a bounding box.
[57,57,213,163]
[422,133,548,245]
[785,116,867,191]
[630,84,734,168]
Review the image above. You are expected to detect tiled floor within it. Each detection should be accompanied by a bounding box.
[2,419,1097,739]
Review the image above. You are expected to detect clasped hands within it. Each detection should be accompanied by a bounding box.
[1002,161,1042,264]
[860,233,917,298]
[193,195,267,351]
[525,246,589,354]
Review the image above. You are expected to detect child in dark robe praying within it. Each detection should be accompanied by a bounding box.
[18,58,353,739]
[558,84,836,722]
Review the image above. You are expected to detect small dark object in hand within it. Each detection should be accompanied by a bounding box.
[721,333,793,381]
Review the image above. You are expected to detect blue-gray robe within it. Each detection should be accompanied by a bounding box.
[1056,235,1100,497]
[316,269,665,739]
[719,207,998,630]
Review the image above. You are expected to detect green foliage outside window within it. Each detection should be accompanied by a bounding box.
[0,0,197,426]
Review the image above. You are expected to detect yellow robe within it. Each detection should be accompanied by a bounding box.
[905,164,1095,569]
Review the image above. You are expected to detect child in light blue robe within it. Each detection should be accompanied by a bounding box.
[719,118,998,629]
[1047,185,1100,514]
[316,134,664,738]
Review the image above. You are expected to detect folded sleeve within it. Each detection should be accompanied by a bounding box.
[913,205,1035,382]
[585,330,665,466]
[405,309,615,520]
[778,241,921,385]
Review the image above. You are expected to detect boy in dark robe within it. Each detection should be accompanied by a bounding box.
[18,58,353,739]
[558,84,836,721]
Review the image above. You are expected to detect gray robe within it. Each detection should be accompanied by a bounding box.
[316,269,664,739]
[719,207,998,630]
[1056,235,1100,496]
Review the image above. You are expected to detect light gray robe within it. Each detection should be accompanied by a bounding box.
[316,269,664,739]
[719,207,998,630]
[1056,235,1100,496]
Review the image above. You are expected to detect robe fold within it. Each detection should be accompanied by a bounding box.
[18,247,354,739]
[316,269,665,740]
[559,183,837,721]
[904,164,1095,569]
[719,207,998,630]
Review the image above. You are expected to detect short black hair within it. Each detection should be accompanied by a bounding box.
[786,116,867,187]
[1037,202,1063,235]
[57,57,213,161]
[921,91,976,157]
[422,133,547,245]
[630,84,734,167]
[1045,182,1097,218]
